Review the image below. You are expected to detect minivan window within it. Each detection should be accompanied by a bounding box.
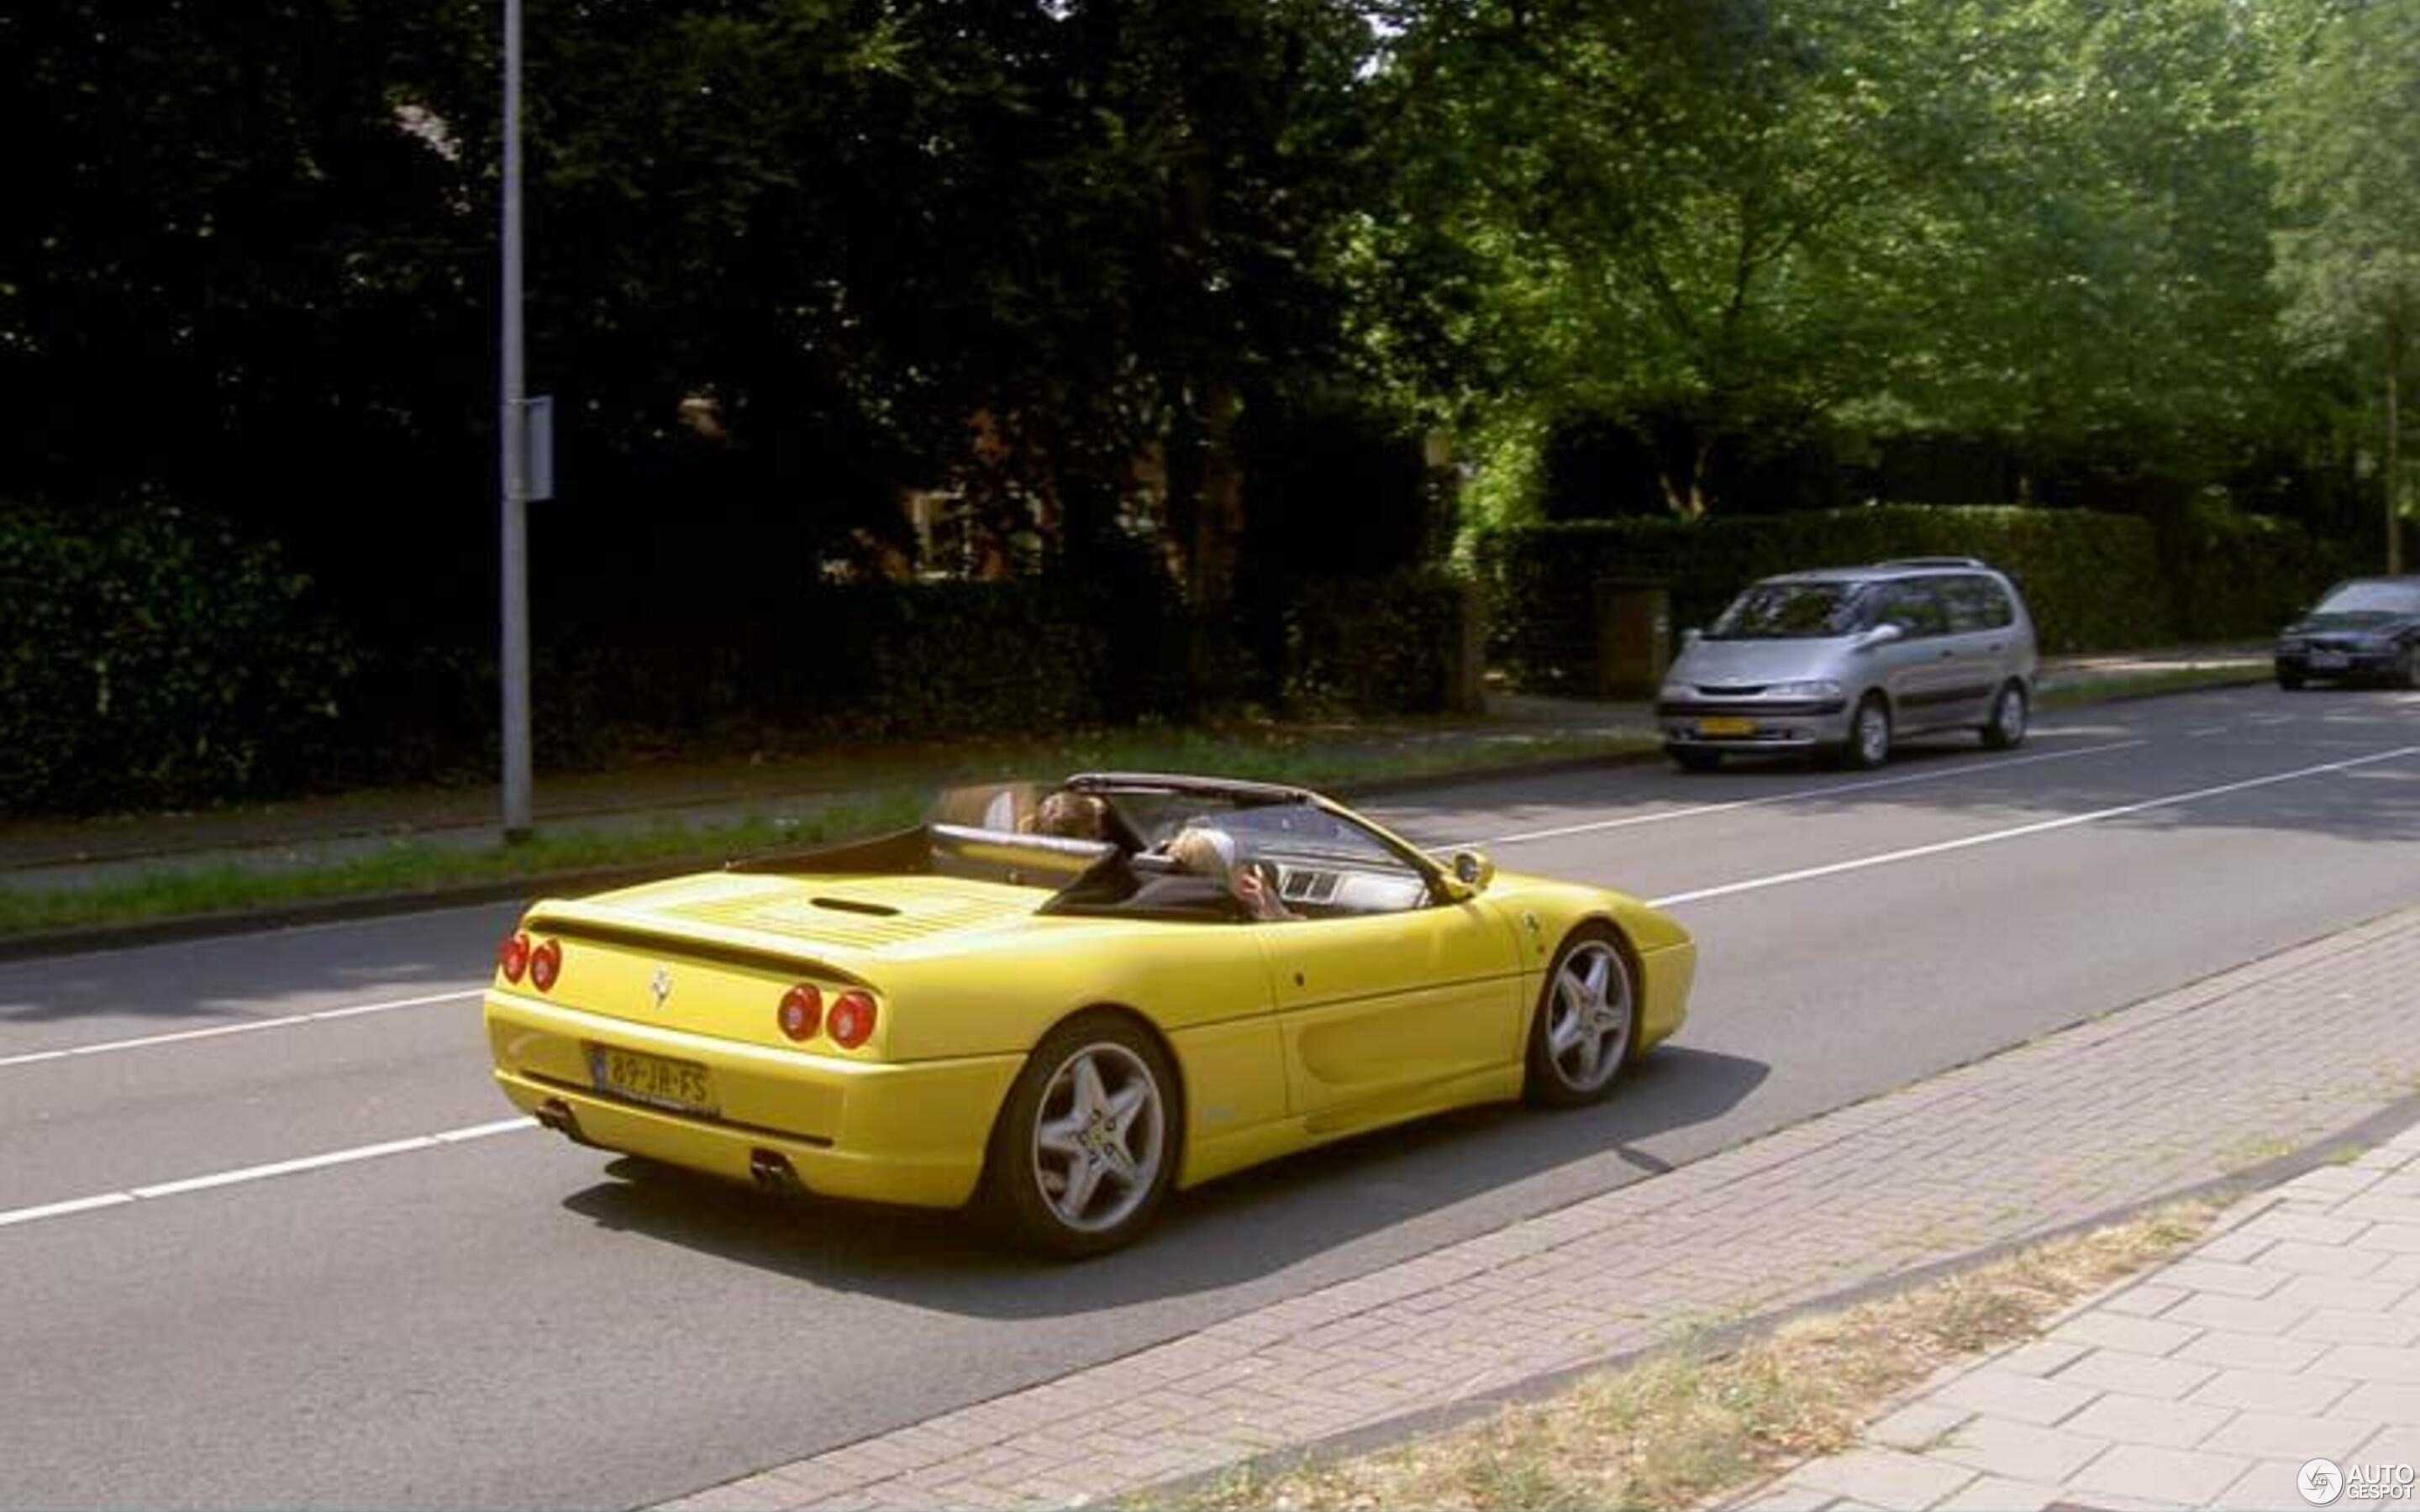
[1941,575,2013,633]
[1707,581,1868,639]
[1870,581,1950,638]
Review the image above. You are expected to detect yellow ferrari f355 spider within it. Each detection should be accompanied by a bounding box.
[484,773,1696,1255]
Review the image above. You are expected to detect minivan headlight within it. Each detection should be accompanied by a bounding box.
[1765,680,1842,700]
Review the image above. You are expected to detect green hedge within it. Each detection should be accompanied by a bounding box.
[0,501,355,812]
[1280,569,1477,716]
[1478,502,2357,690]
[1477,505,2174,688]
[2158,504,2367,642]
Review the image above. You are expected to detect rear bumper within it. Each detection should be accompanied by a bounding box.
[487,991,1022,1209]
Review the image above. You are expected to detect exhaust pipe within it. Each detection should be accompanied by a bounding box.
[750,1148,802,1193]
[534,1098,597,1147]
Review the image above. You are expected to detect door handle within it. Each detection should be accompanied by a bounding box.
[1938,649,1955,659]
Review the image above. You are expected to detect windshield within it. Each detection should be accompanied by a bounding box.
[2315,581,2420,617]
[1708,581,1868,639]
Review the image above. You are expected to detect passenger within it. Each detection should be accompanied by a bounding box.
[1165,826,1296,921]
[1028,791,1110,842]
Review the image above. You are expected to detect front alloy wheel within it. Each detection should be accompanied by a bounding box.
[1843,695,1892,770]
[1524,930,1638,1108]
[985,1014,1176,1257]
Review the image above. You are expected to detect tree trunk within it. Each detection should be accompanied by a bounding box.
[2388,315,2406,575]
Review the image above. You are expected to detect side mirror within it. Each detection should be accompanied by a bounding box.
[1446,848,1496,896]
[1681,627,1703,648]
[1860,622,1905,648]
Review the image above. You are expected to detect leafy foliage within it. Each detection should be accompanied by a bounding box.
[0,501,355,811]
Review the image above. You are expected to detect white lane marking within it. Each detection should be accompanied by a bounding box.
[2249,714,2296,727]
[1648,746,2419,909]
[0,1193,136,1229]
[2186,726,2230,738]
[1457,739,2149,851]
[0,1117,539,1231]
[0,987,482,1071]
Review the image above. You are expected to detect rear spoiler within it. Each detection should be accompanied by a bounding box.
[521,911,876,989]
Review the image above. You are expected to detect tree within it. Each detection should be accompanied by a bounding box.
[2258,0,2420,571]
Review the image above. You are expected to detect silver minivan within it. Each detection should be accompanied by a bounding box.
[1654,558,2039,770]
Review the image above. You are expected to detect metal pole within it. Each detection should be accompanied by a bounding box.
[499,0,534,839]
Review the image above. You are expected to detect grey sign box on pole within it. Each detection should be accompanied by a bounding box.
[525,395,554,502]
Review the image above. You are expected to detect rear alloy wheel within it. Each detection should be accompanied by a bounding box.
[1670,746,1723,773]
[1843,694,1892,770]
[1981,680,2028,750]
[1523,928,1639,1109]
[984,1013,1176,1257]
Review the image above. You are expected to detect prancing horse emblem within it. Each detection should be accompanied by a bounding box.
[650,965,673,1011]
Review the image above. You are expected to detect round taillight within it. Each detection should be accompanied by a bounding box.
[827,990,877,1049]
[778,984,823,1042]
[497,932,531,983]
[529,938,562,993]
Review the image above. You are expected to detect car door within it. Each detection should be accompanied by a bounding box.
[1934,575,2015,724]
[1865,580,1962,728]
[1260,897,1527,1127]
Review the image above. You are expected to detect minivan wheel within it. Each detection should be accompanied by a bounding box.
[1981,680,2028,750]
[1842,694,1892,770]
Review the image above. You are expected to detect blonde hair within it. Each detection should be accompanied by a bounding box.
[1165,826,1239,878]
[1032,791,1108,838]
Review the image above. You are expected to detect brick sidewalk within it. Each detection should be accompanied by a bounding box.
[1735,1126,2420,1510]
[657,903,2420,1512]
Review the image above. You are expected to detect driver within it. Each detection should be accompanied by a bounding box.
[1165,825,1297,921]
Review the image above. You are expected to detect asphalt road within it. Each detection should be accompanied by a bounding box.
[3,684,2417,1509]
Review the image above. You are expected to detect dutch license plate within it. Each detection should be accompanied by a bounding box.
[1697,716,1755,737]
[2311,650,2349,671]
[589,1044,715,1116]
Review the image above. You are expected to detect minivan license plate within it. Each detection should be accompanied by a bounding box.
[589,1045,714,1116]
[1697,717,1754,737]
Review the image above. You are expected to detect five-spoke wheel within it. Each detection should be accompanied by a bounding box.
[985,1013,1176,1257]
[1524,930,1638,1107]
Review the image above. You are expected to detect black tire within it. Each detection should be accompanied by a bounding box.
[1981,680,2028,751]
[981,1011,1180,1259]
[2277,668,2307,691]
[2400,644,2420,690]
[1670,746,1723,773]
[1523,925,1641,1110]
[1842,693,1892,770]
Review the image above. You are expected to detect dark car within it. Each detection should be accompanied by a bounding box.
[2275,576,2420,689]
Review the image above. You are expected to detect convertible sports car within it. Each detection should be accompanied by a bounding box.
[484,773,1696,1256]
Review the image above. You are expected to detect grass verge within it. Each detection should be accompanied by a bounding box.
[0,728,1653,938]
[2037,661,2267,708]
[1163,1199,2220,1512]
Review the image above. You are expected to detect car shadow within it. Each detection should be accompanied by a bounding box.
[556,1043,1769,1315]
